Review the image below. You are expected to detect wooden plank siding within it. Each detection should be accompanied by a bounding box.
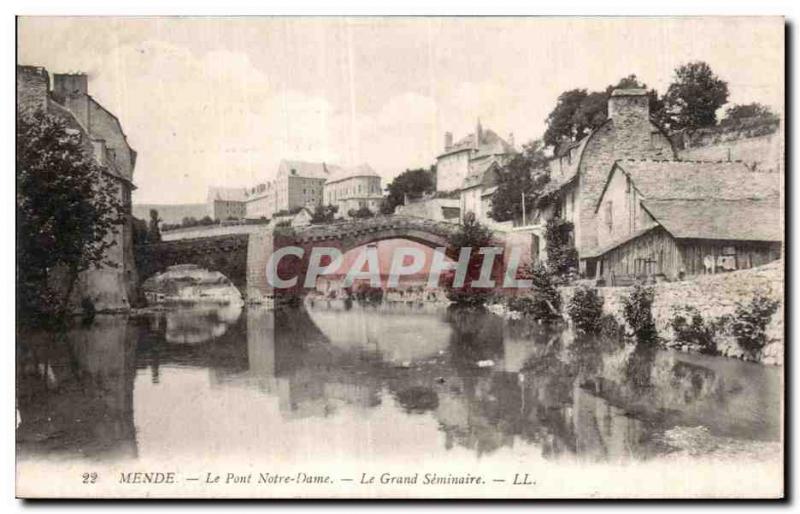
[596,226,781,284]
[677,239,782,276]
[596,227,680,283]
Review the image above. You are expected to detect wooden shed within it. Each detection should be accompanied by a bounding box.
[586,160,782,284]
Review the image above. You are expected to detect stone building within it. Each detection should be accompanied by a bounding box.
[206,187,246,220]
[17,65,138,311]
[394,196,461,221]
[244,182,276,220]
[537,88,677,276]
[323,164,382,217]
[458,158,504,224]
[589,160,782,283]
[435,120,516,193]
[273,159,332,213]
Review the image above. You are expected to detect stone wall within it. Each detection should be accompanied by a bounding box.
[673,118,782,174]
[561,260,784,364]
[17,66,49,113]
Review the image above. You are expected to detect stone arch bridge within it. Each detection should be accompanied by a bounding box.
[135,216,523,301]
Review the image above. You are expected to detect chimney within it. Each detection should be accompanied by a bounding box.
[52,73,90,128]
[608,88,650,124]
[444,132,453,150]
[53,73,88,99]
[508,132,515,149]
[475,118,483,146]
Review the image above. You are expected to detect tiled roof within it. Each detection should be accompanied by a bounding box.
[326,163,379,184]
[584,225,660,258]
[439,128,515,158]
[644,198,783,242]
[616,160,781,201]
[590,160,784,257]
[611,88,649,97]
[462,157,501,190]
[207,186,247,202]
[541,132,594,198]
[280,159,333,180]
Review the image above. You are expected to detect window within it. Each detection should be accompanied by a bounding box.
[604,201,613,231]
[649,131,660,149]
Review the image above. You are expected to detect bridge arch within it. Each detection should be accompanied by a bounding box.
[135,216,514,303]
[134,233,250,301]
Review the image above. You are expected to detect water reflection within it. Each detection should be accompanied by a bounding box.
[16,302,781,464]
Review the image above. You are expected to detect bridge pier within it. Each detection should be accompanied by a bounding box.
[246,228,275,303]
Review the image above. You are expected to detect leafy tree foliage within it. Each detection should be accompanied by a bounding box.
[720,102,778,126]
[148,209,162,242]
[528,263,563,322]
[622,284,658,347]
[543,75,663,148]
[544,217,578,279]
[731,292,780,359]
[17,109,125,324]
[348,206,375,219]
[662,61,729,131]
[443,212,496,306]
[381,167,435,214]
[568,286,605,334]
[489,140,550,223]
[311,204,339,224]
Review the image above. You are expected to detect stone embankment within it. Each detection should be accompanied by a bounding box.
[561,260,784,365]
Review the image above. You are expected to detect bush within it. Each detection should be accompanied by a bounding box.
[348,206,375,219]
[731,293,780,358]
[567,286,604,334]
[670,305,717,354]
[444,212,495,306]
[622,283,658,346]
[545,217,578,280]
[527,263,562,322]
[599,314,626,342]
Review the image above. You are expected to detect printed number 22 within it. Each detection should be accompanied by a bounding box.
[82,472,98,484]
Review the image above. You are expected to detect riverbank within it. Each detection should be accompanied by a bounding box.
[560,260,783,365]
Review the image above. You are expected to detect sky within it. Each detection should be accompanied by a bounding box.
[18,17,784,204]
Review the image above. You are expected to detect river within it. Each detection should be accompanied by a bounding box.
[16,301,783,496]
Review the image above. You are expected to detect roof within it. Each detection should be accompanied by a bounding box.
[207,187,247,202]
[325,163,380,184]
[461,157,501,190]
[613,160,781,203]
[540,131,594,198]
[644,198,783,242]
[438,128,516,159]
[589,160,783,255]
[481,186,499,197]
[611,88,649,97]
[279,159,332,180]
[584,225,660,258]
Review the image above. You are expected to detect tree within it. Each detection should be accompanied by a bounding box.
[543,89,588,149]
[148,209,162,242]
[662,61,729,131]
[543,75,665,149]
[381,167,436,215]
[721,102,778,126]
[17,109,125,324]
[348,206,375,219]
[310,204,339,224]
[489,140,550,223]
[545,217,578,280]
[443,212,496,306]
